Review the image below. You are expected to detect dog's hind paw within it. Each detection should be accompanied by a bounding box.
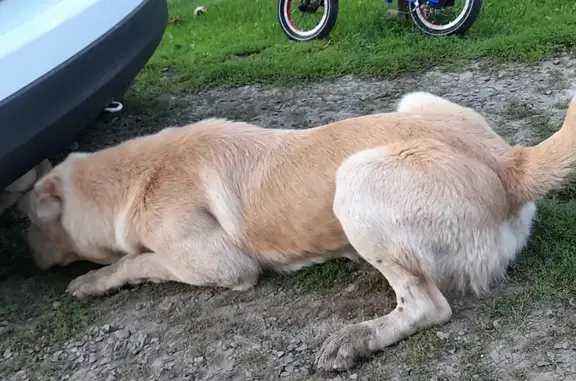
[315,324,373,372]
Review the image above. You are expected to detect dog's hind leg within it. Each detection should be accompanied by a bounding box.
[316,139,502,371]
[67,229,261,298]
[315,244,452,371]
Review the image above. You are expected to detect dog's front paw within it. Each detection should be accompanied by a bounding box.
[67,270,114,298]
[315,324,373,372]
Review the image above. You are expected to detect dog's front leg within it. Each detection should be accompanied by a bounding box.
[66,252,175,298]
[66,234,262,298]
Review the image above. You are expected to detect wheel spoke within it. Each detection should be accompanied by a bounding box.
[286,0,326,33]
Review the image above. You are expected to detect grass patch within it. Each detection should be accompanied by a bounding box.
[478,198,576,326]
[133,0,576,95]
[504,99,539,120]
[294,259,359,292]
[240,348,268,367]
[510,199,576,296]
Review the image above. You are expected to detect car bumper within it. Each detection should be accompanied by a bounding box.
[0,0,168,189]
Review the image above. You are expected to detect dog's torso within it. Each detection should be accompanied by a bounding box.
[63,111,517,272]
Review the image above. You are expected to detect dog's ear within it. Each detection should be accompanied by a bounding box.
[30,173,63,223]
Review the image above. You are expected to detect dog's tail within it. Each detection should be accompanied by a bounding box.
[506,96,576,204]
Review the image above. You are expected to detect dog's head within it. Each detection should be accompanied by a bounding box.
[20,156,126,270]
[20,168,82,270]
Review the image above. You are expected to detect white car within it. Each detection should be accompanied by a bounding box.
[0,0,168,189]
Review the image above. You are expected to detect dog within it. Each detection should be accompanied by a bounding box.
[19,92,576,372]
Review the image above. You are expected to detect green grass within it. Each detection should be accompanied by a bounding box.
[510,199,576,296]
[132,0,576,95]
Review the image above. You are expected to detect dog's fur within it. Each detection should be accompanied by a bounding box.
[20,93,576,371]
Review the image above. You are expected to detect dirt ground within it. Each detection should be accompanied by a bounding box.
[1,56,576,381]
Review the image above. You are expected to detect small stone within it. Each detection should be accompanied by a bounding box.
[554,343,568,350]
[199,292,213,301]
[114,329,131,339]
[458,330,465,336]
[3,348,12,359]
[544,90,552,95]
[545,309,555,318]
[50,350,63,362]
[283,355,295,364]
[489,349,501,363]
[553,59,561,65]
[188,347,202,358]
[276,351,285,358]
[151,358,165,368]
[537,360,552,367]
[165,361,176,370]
[193,356,204,364]
[105,375,116,381]
[101,324,112,333]
[345,284,356,292]
[492,320,502,329]
[284,365,294,374]
[436,331,449,340]
[280,372,290,377]
[295,344,307,352]
[69,141,80,151]
[350,374,358,380]
[52,301,62,309]
[89,353,97,363]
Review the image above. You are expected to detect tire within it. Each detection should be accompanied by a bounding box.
[409,0,482,36]
[277,0,339,41]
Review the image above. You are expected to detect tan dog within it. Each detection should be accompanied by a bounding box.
[20,92,576,372]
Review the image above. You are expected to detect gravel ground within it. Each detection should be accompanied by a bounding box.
[1,55,576,381]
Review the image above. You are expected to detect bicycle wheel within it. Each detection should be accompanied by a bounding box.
[277,0,339,41]
[409,0,482,36]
